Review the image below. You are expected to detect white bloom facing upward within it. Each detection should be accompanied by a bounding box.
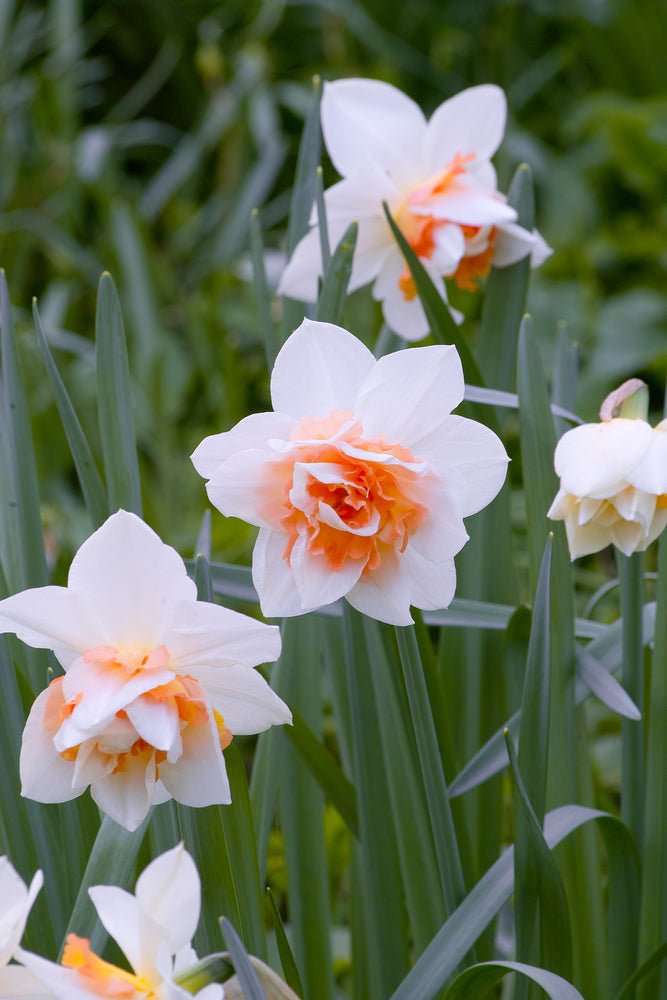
[548,382,667,558]
[0,511,290,832]
[279,79,550,340]
[19,844,223,1000]
[0,857,50,999]
[192,320,508,626]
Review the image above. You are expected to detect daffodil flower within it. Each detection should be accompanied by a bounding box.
[548,380,667,558]
[192,319,508,625]
[278,78,551,340]
[18,844,223,1000]
[0,857,50,999]
[0,511,290,831]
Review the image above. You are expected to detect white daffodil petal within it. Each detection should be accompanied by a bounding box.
[252,528,304,618]
[420,190,516,227]
[86,885,145,976]
[0,963,54,998]
[0,863,42,967]
[322,77,427,187]
[492,221,537,267]
[91,750,157,832]
[345,550,415,626]
[555,420,654,497]
[413,414,509,516]
[166,600,281,672]
[193,664,291,734]
[135,844,201,954]
[190,412,295,479]
[270,319,376,420]
[20,686,79,804]
[355,344,465,447]
[68,511,197,648]
[0,586,95,670]
[205,449,277,530]
[424,84,507,171]
[288,533,365,611]
[159,716,231,808]
[629,425,667,494]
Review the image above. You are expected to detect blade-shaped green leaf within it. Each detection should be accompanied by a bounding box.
[221,918,268,1000]
[95,272,142,515]
[444,960,583,1000]
[315,222,357,326]
[390,805,638,1000]
[250,208,281,369]
[266,887,305,999]
[33,301,108,527]
[382,203,484,385]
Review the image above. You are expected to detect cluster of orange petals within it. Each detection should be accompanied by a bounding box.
[62,934,151,997]
[395,152,496,299]
[51,645,232,777]
[264,412,430,575]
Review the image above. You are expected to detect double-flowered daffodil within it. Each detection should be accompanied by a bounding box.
[0,857,50,999]
[548,379,667,558]
[18,844,223,1000]
[0,511,290,831]
[192,319,508,625]
[278,78,550,340]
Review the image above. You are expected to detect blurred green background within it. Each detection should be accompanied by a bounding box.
[1,0,666,568]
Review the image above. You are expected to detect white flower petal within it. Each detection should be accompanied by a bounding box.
[0,963,54,998]
[555,420,653,498]
[0,863,42,966]
[431,224,466,275]
[321,171,398,222]
[193,665,291,734]
[424,84,507,171]
[165,600,281,672]
[191,412,295,480]
[68,511,197,648]
[412,414,509,516]
[135,844,200,954]
[355,344,465,448]
[0,587,96,670]
[20,686,79,804]
[345,550,414,625]
[158,716,231,808]
[270,318,376,420]
[492,221,538,267]
[14,950,100,1000]
[408,479,469,563]
[91,749,158,831]
[289,533,365,611]
[125,698,181,755]
[629,425,667,494]
[86,885,146,976]
[60,657,174,737]
[252,528,304,618]
[205,449,277,529]
[418,189,516,227]
[322,78,427,187]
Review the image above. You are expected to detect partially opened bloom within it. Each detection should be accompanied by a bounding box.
[548,380,667,558]
[279,78,550,340]
[0,858,51,999]
[19,844,222,1000]
[0,511,290,831]
[192,319,508,625]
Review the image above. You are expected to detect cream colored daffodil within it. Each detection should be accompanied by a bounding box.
[192,319,508,625]
[548,380,667,558]
[18,844,223,1000]
[279,78,551,340]
[0,511,290,832]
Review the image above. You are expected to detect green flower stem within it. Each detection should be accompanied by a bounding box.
[639,531,667,999]
[618,551,644,852]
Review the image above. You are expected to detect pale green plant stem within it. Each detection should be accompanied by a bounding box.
[619,552,645,853]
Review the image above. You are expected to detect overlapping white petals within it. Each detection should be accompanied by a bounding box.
[0,510,289,831]
[18,846,222,1000]
[279,76,550,340]
[0,860,48,1000]
[193,320,508,624]
[549,413,667,559]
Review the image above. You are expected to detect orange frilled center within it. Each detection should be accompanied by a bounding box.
[62,934,152,997]
[54,644,232,772]
[263,411,431,575]
[394,153,496,299]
